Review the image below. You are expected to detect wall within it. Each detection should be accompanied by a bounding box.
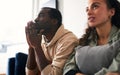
[58,0,88,38]
[0,0,32,73]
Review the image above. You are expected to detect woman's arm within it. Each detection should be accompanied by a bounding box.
[63,51,80,75]
[75,73,85,75]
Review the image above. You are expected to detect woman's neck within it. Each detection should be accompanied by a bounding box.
[96,23,112,45]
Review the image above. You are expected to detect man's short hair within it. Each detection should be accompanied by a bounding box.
[42,7,62,27]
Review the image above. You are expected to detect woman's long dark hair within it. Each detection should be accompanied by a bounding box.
[108,0,120,27]
[79,0,120,45]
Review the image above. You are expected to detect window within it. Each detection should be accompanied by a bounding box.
[0,0,32,73]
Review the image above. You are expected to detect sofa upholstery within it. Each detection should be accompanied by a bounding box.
[7,52,28,75]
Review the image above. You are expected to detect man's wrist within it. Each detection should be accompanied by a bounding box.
[29,47,33,50]
[27,47,37,70]
[26,63,37,70]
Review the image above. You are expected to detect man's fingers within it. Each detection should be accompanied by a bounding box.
[27,21,36,29]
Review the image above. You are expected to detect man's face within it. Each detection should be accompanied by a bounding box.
[35,8,53,32]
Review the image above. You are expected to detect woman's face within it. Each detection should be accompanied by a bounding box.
[86,0,114,27]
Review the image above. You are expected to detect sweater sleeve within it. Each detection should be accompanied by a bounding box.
[63,51,79,75]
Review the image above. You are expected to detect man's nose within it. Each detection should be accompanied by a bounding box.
[34,18,38,22]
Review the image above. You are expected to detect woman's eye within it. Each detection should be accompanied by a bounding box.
[86,7,89,12]
[92,5,98,10]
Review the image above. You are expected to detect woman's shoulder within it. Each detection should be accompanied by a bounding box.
[114,27,120,38]
[110,25,120,42]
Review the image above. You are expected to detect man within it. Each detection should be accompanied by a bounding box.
[25,7,78,75]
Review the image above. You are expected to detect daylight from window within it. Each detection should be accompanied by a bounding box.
[0,0,32,73]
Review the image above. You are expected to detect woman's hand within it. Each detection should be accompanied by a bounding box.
[106,72,120,75]
[75,73,85,75]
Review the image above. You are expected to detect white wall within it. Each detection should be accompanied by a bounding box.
[0,0,32,73]
[58,0,88,38]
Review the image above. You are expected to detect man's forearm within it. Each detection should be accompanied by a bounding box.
[26,47,37,70]
[34,47,50,71]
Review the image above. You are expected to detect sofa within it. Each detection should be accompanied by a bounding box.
[7,52,28,75]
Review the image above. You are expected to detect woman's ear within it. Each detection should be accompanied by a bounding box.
[110,8,115,17]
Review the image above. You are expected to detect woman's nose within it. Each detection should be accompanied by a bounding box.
[86,7,93,16]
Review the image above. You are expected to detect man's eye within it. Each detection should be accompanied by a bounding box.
[38,14,45,17]
[40,15,44,17]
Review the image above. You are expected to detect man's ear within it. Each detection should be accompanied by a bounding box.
[52,19,58,25]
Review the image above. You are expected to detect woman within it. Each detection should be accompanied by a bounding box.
[63,0,120,75]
